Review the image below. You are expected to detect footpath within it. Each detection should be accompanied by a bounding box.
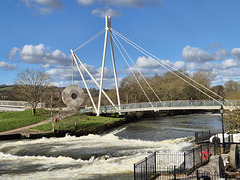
[0,112,74,140]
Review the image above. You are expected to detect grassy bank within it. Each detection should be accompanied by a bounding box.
[0,109,50,132]
[32,114,123,132]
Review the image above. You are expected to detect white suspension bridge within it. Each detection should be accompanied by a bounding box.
[70,16,235,115]
[1,17,234,113]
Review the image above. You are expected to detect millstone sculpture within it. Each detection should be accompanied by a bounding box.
[62,85,85,110]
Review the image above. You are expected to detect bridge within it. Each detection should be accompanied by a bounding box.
[80,100,239,114]
[71,16,234,116]
[0,101,45,112]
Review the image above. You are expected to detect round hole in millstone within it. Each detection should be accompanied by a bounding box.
[71,93,78,99]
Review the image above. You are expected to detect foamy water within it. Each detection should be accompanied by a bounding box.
[0,114,221,179]
[0,134,192,180]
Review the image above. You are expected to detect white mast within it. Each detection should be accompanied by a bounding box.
[72,16,121,116]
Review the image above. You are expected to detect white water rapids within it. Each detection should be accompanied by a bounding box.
[0,114,221,179]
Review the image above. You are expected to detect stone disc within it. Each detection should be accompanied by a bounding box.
[62,85,85,109]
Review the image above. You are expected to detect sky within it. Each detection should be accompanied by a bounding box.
[1,0,240,89]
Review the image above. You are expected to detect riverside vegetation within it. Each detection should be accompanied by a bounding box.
[0,109,123,134]
[0,109,50,132]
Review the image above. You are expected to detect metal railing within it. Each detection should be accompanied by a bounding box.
[80,100,240,114]
[0,100,45,112]
[134,142,227,180]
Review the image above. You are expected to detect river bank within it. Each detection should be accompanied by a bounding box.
[0,109,219,141]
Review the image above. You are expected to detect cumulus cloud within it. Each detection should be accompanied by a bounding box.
[23,0,64,14]
[47,64,114,82]
[79,0,163,17]
[222,59,239,69]
[8,47,20,60]
[0,61,18,71]
[92,7,122,18]
[182,46,214,62]
[130,56,185,75]
[9,44,70,65]
[231,48,240,59]
[214,48,228,60]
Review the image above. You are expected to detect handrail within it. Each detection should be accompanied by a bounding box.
[80,99,240,114]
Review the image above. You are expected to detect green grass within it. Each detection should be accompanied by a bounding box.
[0,109,50,132]
[0,86,13,91]
[32,114,123,132]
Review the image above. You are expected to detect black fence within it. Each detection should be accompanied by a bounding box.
[134,140,229,180]
[154,170,226,180]
[195,130,234,153]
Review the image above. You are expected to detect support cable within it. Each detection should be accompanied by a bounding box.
[112,29,224,106]
[73,28,105,52]
[112,29,225,103]
[111,31,156,111]
[111,31,165,107]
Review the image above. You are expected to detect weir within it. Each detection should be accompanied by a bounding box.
[0,114,222,179]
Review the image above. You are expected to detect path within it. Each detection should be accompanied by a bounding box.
[0,112,74,136]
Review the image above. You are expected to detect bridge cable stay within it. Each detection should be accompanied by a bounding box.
[72,53,74,85]
[73,28,105,52]
[71,51,119,110]
[110,30,157,111]
[112,29,225,106]
[111,31,165,107]
[112,29,225,101]
[71,50,98,112]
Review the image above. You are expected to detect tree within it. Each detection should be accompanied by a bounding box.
[14,67,51,115]
[224,108,240,132]
[224,80,240,94]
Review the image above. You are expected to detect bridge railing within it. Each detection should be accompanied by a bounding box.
[0,100,45,109]
[80,100,240,114]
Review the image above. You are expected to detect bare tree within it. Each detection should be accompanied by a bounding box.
[14,67,51,115]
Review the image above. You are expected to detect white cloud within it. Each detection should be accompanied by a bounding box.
[9,44,70,65]
[47,64,114,84]
[92,7,122,18]
[214,48,227,60]
[8,47,20,60]
[222,59,239,69]
[207,42,221,49]
[182,45,213,62]
[77,0,94,5]
[172,61,185,70]
[23,0,64,14]
[0,61,18,71]
[231,48,240,59]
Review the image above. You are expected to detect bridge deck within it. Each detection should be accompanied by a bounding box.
[81,100,239,114]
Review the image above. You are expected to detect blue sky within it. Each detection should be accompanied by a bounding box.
[1,0,240,88]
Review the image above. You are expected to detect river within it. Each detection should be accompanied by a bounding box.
[0,113,222,180]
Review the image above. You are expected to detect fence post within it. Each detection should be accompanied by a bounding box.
[154,152,157,176]
[195,132,199,144]
[145,157,148,180]
[134,163,136,180]
[214,140,216,155]
[207,143,210,161]
[184,152,186,170]
[209,130,211,140]
[193,148,195,167]
[197,170,199,180]
[174,165,176,180]
[200,145,203,164]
